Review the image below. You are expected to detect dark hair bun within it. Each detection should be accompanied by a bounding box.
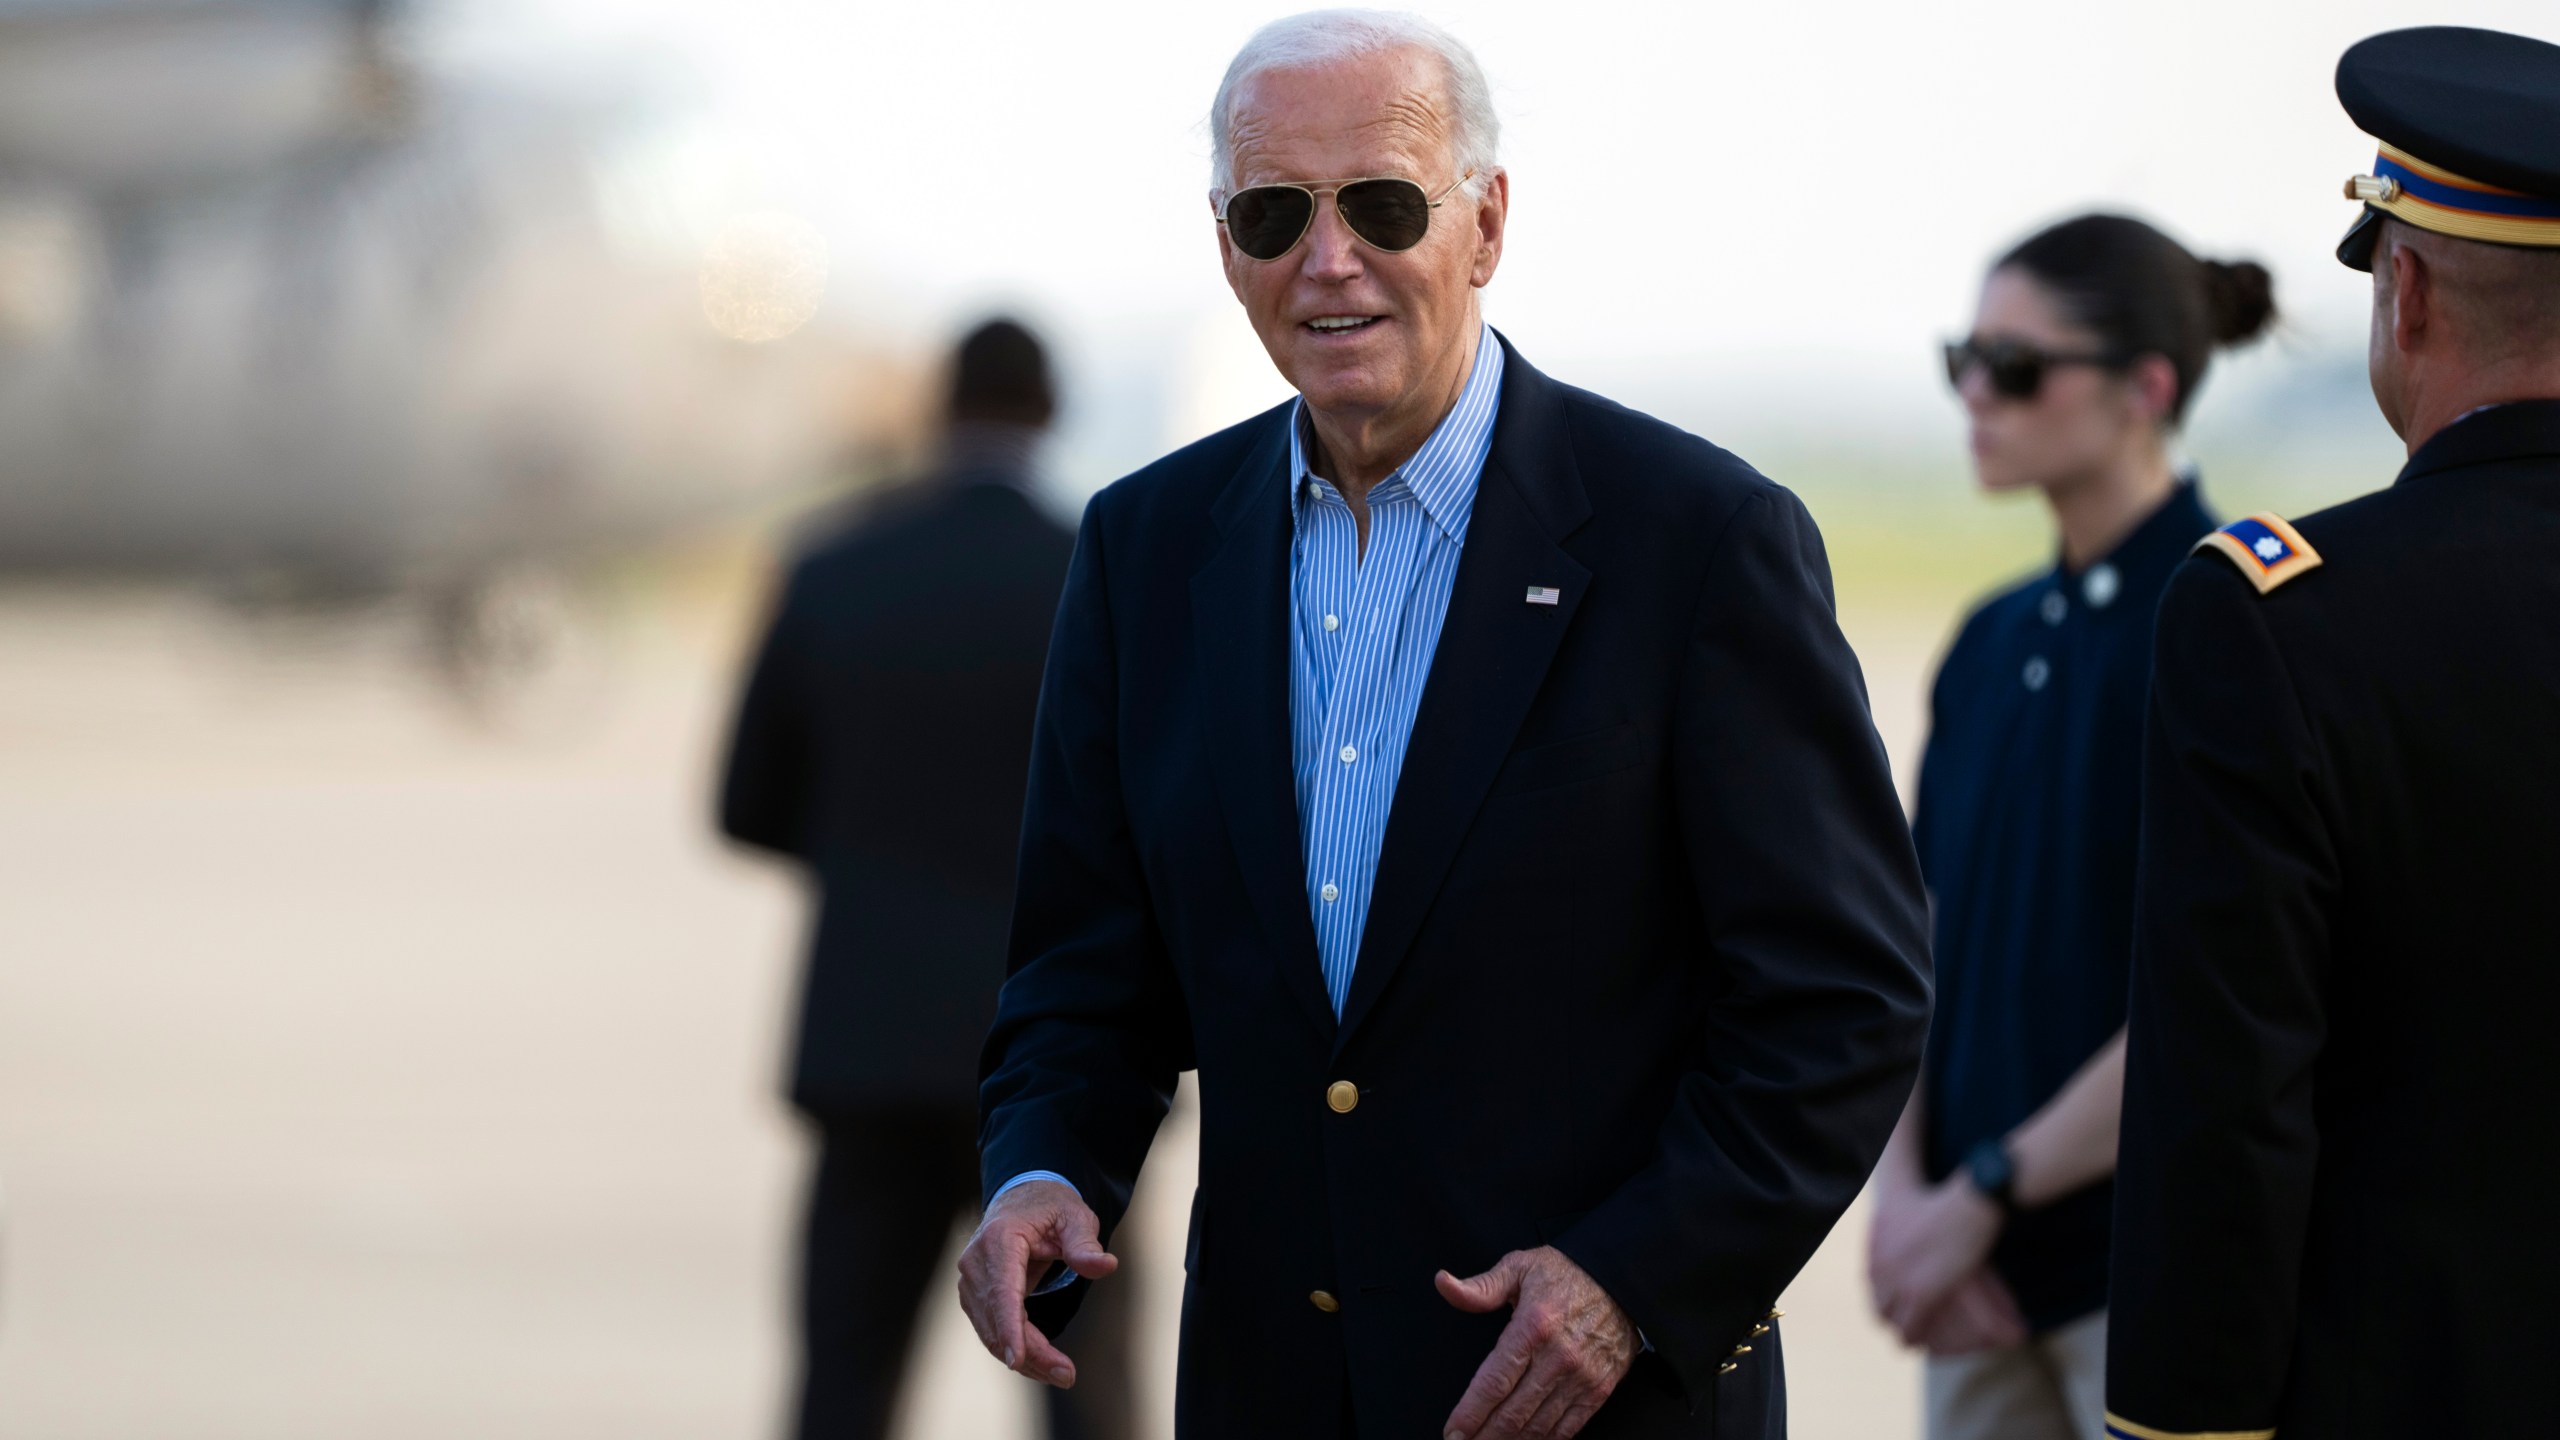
[2200,258,2277,346]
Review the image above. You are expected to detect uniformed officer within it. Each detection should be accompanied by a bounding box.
[2104,26,2560,1440]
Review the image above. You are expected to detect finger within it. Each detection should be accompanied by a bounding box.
[988,1229,1034,1372]
[957,1257,1002,1356]
[956,1239,1007,1359]
[989,1222,1084,1388]
[1442,1319,1538,1439]
[1885,1288,1925,1341]
[1057,1203,1120,1279]
[1551,1396,1606,1439]
[1511,1351,1590,1438]
[1913,1296,1978,1355]
[1436,1257,1522,1315]
[1934,1281,2007,1355]
[1013,1317,1079,1388]
[1478,1342,1568,1440]
[1903,1265,1957,1325]
[1897,1283,1953,1348]
[1975,1270,2028,1332]
[1965,1283,2026,1349]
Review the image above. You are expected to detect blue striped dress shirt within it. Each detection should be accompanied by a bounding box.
[989,323,1504,1212]
[1289,322,1504,1014]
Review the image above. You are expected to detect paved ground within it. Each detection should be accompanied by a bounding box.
[0,549,1936,1439]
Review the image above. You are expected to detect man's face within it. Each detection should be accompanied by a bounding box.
[1215,50,1505,422]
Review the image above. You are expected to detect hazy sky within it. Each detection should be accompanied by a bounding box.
[434,1,2559,470]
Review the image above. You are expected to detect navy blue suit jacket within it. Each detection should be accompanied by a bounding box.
[723,473,1075,1113]
[980,339,1931,1439]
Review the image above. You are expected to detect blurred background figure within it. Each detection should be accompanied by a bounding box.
[1866,215,2274,1440]
[719,318,1137,1440]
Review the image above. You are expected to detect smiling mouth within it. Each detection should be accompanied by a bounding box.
[1304,315,1384,334]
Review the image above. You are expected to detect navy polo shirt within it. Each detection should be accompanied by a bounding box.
[1912,481,2216,1331]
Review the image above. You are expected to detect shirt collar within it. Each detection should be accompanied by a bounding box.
[938,421,1043,492]
[2396,397,2560,486]
[2044,477,2215,600]
[1288,323,1506,545]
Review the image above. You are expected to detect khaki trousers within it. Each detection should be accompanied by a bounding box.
[1923,1309,2107,1440]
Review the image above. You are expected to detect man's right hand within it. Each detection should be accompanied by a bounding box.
[956,1178,1118,1388]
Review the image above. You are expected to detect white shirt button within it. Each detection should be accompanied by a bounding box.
[1339,745,1358,764]
[1321,882,1339,903]
[2040,590,2068,626]
[2023,656,2052,691]
[2083,563,2121,609]
[1323,613,1340,632]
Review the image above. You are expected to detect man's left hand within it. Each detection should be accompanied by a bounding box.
[1435,1246,1638,1440]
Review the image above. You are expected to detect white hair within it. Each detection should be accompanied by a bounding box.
[1209,9,1500,195]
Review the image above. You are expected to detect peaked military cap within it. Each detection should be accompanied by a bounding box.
[2335,26,2560,271]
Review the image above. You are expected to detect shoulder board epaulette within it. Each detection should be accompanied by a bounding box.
[2194,512,2322,594]
[2104,1413,2273,1440]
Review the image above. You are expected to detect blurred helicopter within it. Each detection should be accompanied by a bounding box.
[0,0,925,720]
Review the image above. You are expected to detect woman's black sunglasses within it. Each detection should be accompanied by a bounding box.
[1943,336,2130,400]
[1217,170,1475,262]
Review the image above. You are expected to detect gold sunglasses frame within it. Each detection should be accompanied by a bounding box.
[1214,169,1477,261]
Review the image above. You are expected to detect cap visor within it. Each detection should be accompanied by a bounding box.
[2337,206,2383,271]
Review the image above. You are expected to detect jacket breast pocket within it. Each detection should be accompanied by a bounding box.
[1487,721,1644,800]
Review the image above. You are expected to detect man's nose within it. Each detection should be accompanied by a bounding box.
[1299,196,1365,281]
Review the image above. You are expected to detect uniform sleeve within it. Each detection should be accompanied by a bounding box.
[976,498,1190,1332]
[717,567,818,858]
[2105,559,2338,1440]
[1553,488,1934,1405]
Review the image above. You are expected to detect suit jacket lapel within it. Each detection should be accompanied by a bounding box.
[1193,412,1337,1042]
[1335,346,1592,1047]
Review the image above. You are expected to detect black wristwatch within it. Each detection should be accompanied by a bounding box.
[1964,1137,2020,1215]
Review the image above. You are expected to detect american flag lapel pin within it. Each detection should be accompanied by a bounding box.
[1524,585,1561,606]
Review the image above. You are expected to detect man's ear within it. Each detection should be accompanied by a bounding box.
[1212,193,1246,303]
[1469,169,1509,289]
[2389,240,2430,356]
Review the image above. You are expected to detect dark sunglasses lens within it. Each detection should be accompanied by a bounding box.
[1227,186,1314,260]
[1988,347,2045,399]
[1337,178,1433,251]
[1949,340,2047,400]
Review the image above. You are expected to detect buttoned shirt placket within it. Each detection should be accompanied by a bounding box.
[1285,323,1502,1017]
[1292,473,1440,1015]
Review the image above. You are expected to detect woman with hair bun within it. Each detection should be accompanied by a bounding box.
[1866,213,2276,1440]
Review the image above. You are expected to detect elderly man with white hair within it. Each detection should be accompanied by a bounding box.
[958,12,1931,1438]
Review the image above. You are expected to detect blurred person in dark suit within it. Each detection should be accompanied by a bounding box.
[720,318,1137,1440]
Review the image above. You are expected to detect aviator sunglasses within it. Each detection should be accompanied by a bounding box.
[1943,336,2131,401]
[1217,170,1476,261]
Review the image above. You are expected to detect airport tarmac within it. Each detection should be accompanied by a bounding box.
[0,549,1932,1439]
